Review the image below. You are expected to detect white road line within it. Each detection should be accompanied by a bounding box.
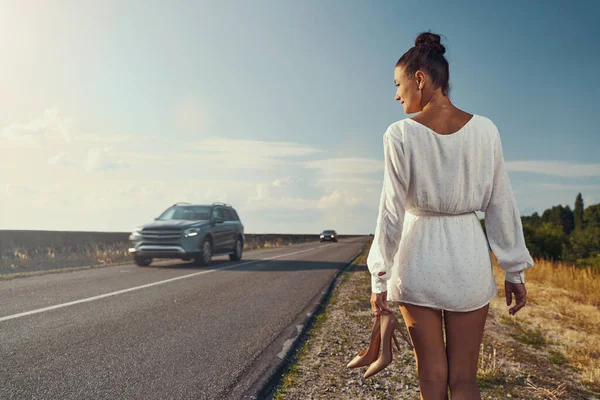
[0,244,329,323]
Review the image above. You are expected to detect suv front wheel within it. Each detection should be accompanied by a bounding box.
[194,238,213,266]
[134,256,152,267]
[229,238,243,261]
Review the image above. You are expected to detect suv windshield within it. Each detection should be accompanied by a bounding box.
[322,230,336,234]
[157,205,212,221]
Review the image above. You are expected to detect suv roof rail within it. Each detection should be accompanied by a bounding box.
[174,202,191,206]
[212,202,231,207]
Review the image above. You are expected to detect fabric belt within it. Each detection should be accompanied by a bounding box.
[408,209,476,217]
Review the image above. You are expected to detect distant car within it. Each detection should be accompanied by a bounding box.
[320,230,338,242]
[128,202,245,267]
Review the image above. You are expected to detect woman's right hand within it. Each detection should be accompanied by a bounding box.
[370,291,394,317]
[505,281,527,315]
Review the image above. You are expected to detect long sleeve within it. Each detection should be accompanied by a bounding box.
[484,128,534,284]
[367,127,409,293]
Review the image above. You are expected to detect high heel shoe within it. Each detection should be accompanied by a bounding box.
[346,316,382,369]
[363,312,404,379]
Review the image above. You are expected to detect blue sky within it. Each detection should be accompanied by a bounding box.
[0,0,598,233]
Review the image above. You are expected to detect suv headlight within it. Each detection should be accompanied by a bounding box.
[130,228,142,240]
[184,227,200,237]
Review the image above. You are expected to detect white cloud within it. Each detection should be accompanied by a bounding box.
[272,177,292,188]
[1,184,35,195]
[85,147,128,173]
[507,161,600,178]
[247,177,366,214]
[186,138,324,170]
[195,138,322,158]
[305,158,383,176]
[316,177,380,186]
[583,195,598,207]
[77,133,133,144]
[316,190,342,209]
[48,152,75,166]
[534,183,600,191]
[1,108,72,147]
[344,195,363,208]
[248,177,316,209]
[314,190,365,209]
[308,160,382,210]
[109,138,325,172]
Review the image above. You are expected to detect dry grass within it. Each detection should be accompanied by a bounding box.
[0,243,130,273]
[490,257,600,395]
[525,379,568,400]
[524,257,600,307]
[477,343,503,382]
[244,237,317,251]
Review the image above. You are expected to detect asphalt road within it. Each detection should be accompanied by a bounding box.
[0,237,369,400]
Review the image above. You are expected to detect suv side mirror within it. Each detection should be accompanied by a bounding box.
[214,217,224,224]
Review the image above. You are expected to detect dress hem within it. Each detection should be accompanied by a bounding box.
[388,295,495,313]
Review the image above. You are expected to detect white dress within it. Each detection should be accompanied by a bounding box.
[367,114,534,312]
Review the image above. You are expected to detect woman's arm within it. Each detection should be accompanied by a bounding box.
[367,126,409,293]
[484,127,534,283]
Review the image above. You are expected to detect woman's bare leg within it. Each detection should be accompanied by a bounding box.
[399,303,449,400]
[444,304,489,400]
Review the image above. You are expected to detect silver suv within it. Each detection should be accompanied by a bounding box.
[129,202,245,267]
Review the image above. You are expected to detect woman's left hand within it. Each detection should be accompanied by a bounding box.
[505,281,527,316]
[370,291,393,317]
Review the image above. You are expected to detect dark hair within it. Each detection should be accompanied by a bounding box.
[396,31,450,96]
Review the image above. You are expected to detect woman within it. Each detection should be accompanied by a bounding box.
[367,32,534,399]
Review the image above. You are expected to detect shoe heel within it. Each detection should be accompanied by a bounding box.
[392,331,401,352]
[391,315,413,349]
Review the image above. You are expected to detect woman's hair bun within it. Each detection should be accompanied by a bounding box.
[415,32,446,55]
